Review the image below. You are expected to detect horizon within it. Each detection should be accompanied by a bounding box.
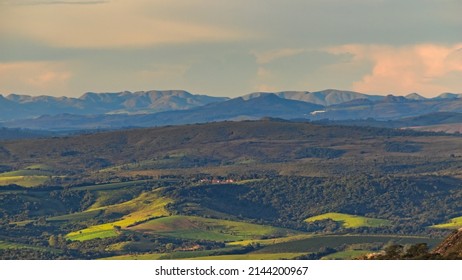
[0,88,461,100]
[1,1,461,98]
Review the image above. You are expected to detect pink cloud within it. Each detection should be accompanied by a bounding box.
[328,43,462,97]
[0,61,72,96]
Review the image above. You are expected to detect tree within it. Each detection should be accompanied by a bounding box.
[383,244,404,259]
[165,243,175,259]
[404,243,429,258]
[165,243,174,252]
[48,235,57,248]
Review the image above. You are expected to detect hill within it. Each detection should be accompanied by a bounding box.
[1,119,451,174]
[1,120,462,259]
[314,112,462,133]
[242,89,384,106]
[0,90,227,121]
[1,94,323,130]
[432,229,462,258]
[3,89,462,131]
[311,97,462,121]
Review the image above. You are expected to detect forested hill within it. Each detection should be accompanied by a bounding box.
[0,120,446,173]
[1,120,462,260]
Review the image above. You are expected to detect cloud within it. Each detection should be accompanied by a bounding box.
[254,48,307,64]
[0,61,72,96]
[0,1,251,49]
[327,43,462,96]
[253,49,355,92]
[1,0,107,5]
[1,1,461,97]
[184,51,258,95]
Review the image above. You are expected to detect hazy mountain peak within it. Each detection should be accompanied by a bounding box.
[434,92,462,99]
[405,93,427,100]
[242,89,382,106]
[382,94,409,103]
[0,90,228,122]
[241,92,277,101]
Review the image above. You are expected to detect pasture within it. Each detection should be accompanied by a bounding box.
[305,212,391,228]
[130,215,293,242]
[431,216,462,229]
[255,235,441,253]
[65,190,172,241]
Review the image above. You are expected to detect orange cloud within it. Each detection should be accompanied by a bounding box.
[254,48,307,64]
[0,61,72,96]
[1,0,250,49]
[328,44,462,96]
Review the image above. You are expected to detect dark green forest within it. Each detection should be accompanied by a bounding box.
[1,120,462,259]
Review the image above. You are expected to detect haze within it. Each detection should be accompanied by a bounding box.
[0,0,461,97]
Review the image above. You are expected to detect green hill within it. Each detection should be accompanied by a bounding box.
[130,215,294,241]
[305,212,391,228]
[1,120,462,259]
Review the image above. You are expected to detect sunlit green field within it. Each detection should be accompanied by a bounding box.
[431,216,462,229]
[0,241,51,252]
[305,212,391,228]
[0,166,54,187]
[102,252,306,260]
[65,190,172,241]
[321,250,373,260]
[0,175,49,187]
[185,253,306,260]
[228,234,313,246]
[130,215,294,241]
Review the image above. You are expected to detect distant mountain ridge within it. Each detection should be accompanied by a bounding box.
[312,96,462,121]
[242,89,384,106]
[2,88,462,131]
[0,90,228,121]
[1,94,323,130]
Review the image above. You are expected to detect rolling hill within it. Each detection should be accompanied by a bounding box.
[1,119,462,259]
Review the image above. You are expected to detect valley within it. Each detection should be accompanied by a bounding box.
[1,120,462,259]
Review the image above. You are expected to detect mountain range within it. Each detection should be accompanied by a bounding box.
[1,89,462,131]
[0,90,228,121]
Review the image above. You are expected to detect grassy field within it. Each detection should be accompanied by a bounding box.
[0,175,49,187]
[305,212,391,228]
[184,253,306,260]
[65,189,172,241]
[102,246,240,259]
[431,216,462,229]
[0,167,53,187]
[255,235,441,253]
[102,252,306,260]
[0,241,52,252]
[130,215,293,242]
[67,227,119,241]
[0,170,52,177]
[101,253,165,260]
[72,180,149,192]
[228,234,313,246]
[321,250,373,260]
[24,164,54,171]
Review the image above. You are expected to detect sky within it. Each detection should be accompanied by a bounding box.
[0,0,461,98]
